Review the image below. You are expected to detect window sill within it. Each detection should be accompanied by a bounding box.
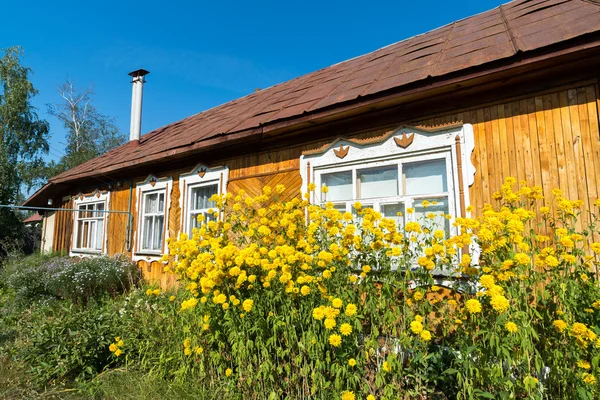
[70,249,104,257]
[133,252,165,262]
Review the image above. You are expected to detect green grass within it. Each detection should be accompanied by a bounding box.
[0,356,235,400]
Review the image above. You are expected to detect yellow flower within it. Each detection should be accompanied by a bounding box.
[109,343,117,352]
[341,391,355,400]
[382,361,391,372]
[153,289,160,296]
[114,349,123,357]
[312,307,325,320]
[367,396,376,400]
[345,303,357,317]
[571,322,588,337]
[348,358,357,367]
[324,318,337,330]
[505,322,518,333]
[413,291,424,301]
[578,360,591,369]
[420,330,432,341]
[195,346,204,355]
[308,183,316,191]
[180,297,198,311]
[410,321,424,334]
[331,298,343,309]
[117,339,124,347]
[321,185,329,193]
[553,319,567,332]
[225,368,233,377]
[479,274,495,289]
[490,294,510,313]
[301,285,311,296]
[582,373,596,385]
[329,334,342,347]
[523,375,539,388]
[242,299,254,312]
[465,299,482,314]
[169,295,176,302]
[340,323,352,336]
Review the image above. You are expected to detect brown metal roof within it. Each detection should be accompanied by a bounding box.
[23,213,42,223]
[43,0,600,188]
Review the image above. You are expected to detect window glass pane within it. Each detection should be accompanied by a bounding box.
[404,159,447,195]
[78,205,86,219]
[82,221,89,248]
[145,193,158,214]
[95,202,105,218]
[89,220,97,249]
[77,220,84,248]
[95,220,104,250]
[192,185,218,210]
[143,216,153,249]
[158,193,165,213]
[382,202,405,230]
[414,197,449,234]
[358,166,398,199]
[153,216,164,250]
[322,171,352,202]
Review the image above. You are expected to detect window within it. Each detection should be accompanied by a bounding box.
[179,165,228,237]
[72,192,109,254]
[135,176,172,259]
[301,124,476,237]
[187,183,218,234]
[141,191,166,252]
[320,155,451,232]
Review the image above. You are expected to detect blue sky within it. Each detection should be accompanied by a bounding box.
[1,0,504,164]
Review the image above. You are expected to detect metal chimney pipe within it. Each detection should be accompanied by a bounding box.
[128,69,149,143]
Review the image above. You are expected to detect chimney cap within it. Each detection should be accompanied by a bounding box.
[128,69,150,78]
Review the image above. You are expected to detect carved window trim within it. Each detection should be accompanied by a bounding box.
[300,124,476,235]
[179,164,229,237]
[70,190,110,257]
[134,175,172,261]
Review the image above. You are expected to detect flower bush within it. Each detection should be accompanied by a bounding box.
[159,179,600,399]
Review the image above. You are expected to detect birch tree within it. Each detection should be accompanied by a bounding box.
[46,80,126,174]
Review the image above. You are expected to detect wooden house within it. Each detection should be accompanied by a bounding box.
[25,0,600,287]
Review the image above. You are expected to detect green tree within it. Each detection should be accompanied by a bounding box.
[0,46,50,254]
[45,79,126,176]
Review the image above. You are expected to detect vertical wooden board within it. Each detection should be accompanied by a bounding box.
[533,96,553,204]
[549,92,568,193]
[466,110,482,215]
[491,106,506,187]
[541,95,560,193]
[567,88,587,231]
[483,107,496,202]
[515,100,534,185]
[503,103,518,182]
[577,87,598,206]
[559,90,579,202]
[476,108,491,206]
[586,85,600,201]
[525,98,544,199]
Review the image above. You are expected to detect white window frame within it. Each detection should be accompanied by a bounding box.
[134,175,172,261]
[300,124,476,237]
[71,191,109,256]
[316,153,454,230]
[179,164,229,237]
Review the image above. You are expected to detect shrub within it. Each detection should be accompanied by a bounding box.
[157,180,600,399]
[47,254,140,305]
[3,253,140,306]
[1,252,64,307]
[16,299,122,384]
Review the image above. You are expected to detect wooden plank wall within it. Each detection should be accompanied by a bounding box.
[52,198,73,253]
[414,83,600,230]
